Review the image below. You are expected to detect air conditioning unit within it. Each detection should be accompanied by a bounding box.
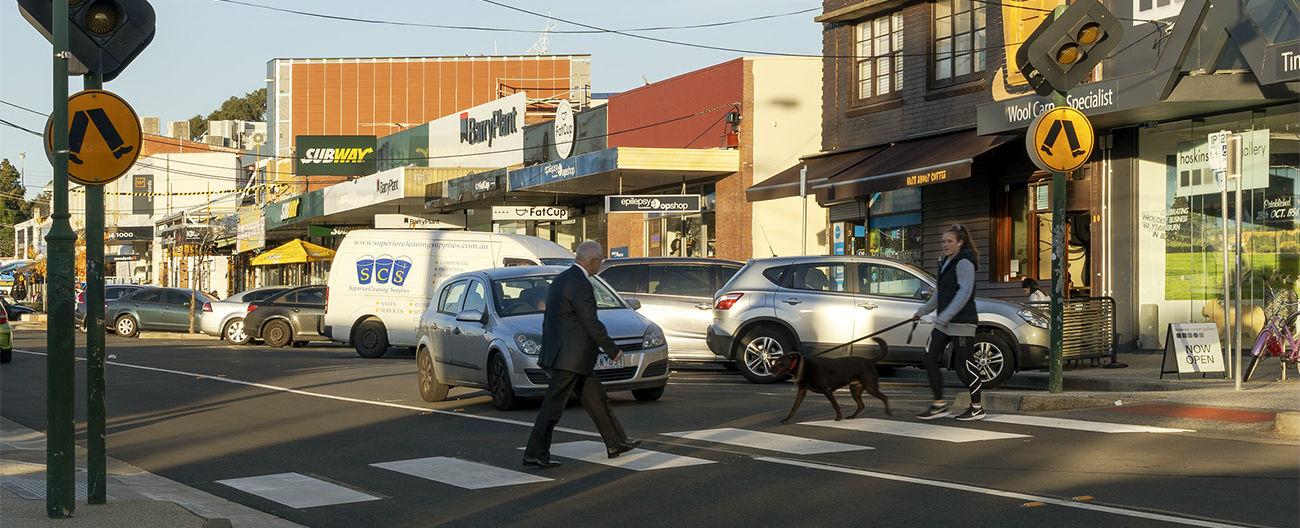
[244,131,267,150]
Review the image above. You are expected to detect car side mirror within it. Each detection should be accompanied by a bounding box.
[625,299,642,310]
[917,287,934,300]
[456,309,487,324]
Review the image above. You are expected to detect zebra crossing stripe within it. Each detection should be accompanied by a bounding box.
[215,472,380,509]
[985,415,1194,433]
[539,441,716,471]
[661,428,873,455]
[800,418,1030,443]
[371,457,552,489]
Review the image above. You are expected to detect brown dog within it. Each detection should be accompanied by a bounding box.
[772,353,891,423]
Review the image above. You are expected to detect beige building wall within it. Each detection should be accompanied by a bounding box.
[748,57,826,257]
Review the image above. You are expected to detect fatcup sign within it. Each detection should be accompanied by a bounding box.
[605,195,702,214]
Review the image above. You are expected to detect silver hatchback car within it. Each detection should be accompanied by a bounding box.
[706,256,1050,386]
[416,266,671,411]
[598,258,743,363]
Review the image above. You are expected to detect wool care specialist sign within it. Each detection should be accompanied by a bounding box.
[1160,323,1226,378]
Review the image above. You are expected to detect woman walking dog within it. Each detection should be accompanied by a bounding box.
[913,224,986,421]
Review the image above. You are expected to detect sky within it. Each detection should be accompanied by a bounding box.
[0,0,822,199]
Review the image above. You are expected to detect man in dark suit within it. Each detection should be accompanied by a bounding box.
[523,241,640,468]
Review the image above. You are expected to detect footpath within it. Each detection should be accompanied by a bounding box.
[0,416,302,528]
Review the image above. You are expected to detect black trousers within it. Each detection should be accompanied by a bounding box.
[525,369,627,458]
[923,330,982,405]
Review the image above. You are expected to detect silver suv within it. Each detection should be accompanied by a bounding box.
[598,258,743,363]
[706,256,1050,386]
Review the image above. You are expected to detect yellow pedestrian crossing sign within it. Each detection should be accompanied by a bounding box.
[1026,106,1094,173]
[44,90,142,186]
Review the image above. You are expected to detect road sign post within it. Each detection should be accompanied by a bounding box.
[82,72,107,505]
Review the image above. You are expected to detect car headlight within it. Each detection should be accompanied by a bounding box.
[642,325,666,349]
[1018,308,1049,329]
[514,333,542,356]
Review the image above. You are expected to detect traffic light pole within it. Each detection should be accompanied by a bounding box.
[1047,5,1069,394]
[83,72,108,505]
[46,0,76,518]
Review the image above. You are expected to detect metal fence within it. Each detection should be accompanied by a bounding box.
[1028,296,1117,361]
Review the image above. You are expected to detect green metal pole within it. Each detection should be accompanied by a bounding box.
[83,72,107,505]
[1047,3,1069,395]
[46,0,77,518]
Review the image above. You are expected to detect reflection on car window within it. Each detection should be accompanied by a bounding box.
[494,277,553,317]
[588,278,624,309]
[647,265,713,297]
[134,290,161,303]
[462,281,487,313]
[790,264,848,293]
[540,258,576,266]
[438,281,469,315]
[599,265,643,293]
[858,264,927,299]
[165,291,195,306]
[298,288,326,305]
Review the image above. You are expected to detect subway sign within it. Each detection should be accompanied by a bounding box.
[296,135,378,176]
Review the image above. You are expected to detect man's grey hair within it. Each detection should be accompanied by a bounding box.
[575,240,604,262]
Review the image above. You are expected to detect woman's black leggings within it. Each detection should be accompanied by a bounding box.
[923,329,982,404]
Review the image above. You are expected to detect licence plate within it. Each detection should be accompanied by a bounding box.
[595,354,624,370]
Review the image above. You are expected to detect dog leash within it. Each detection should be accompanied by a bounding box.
[806,318,918,359]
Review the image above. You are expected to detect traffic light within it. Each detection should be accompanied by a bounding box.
[1014,0,1123,96]
[17,0,156,81]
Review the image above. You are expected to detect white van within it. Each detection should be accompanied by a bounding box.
[323,230,574,357]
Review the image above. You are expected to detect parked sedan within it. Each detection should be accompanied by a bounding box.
[77,284,144,329]
[599,257,742,363]
[244,286,328,348]
[107,287,216,337]
[707,256,1050,387]
[0,303,12,364]
[416,266,670,411]
[2,299,36,321]
[199,287,290,345]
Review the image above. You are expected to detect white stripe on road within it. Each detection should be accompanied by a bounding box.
[371,456,551,489]
[536,441,716,471]
[10,349,598,438]
[661,428,873,455]
[754,457,1249,528]
[986,414,1195,434]
[215,472,380,509]
[800,418,1030,443]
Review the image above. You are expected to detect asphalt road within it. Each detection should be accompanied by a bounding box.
[2,331,1296,528]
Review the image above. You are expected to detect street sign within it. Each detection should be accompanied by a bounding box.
[43,90,142,186]
[1207,131,1230,173]
[1026,106,1094,173]
[1160,323,1226,378]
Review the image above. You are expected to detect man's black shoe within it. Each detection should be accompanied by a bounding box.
[522,456,561,468]
[606,439,642,459]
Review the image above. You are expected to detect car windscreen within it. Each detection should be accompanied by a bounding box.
[493,275,623,317]
[540,258,576,266]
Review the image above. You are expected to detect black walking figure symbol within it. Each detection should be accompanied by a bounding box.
[1039,119,1085,158]
[68,108,133,165]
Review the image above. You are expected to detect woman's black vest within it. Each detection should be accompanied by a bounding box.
[936,248,979,325]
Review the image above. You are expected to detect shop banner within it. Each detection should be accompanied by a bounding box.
[427,93,525,169]
[323,167,405,215]
[374,213,465,229]
[296,135,378,176]
[106,226,153,245]
[308,225,366,237]
[492,206,571,221]
[1175,130,1269,198]
[131,174,153,215]
[237,206,265,253]
[605,195,702,214]
[1160,323,1225,376]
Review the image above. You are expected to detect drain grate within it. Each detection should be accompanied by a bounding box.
[1,477,90,501]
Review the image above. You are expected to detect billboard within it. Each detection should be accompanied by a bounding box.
[426,93,526,169]
[296,135,378,176]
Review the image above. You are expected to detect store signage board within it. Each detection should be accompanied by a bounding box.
[1026,106,1095,173]
[427,93,526,169]
[374,213,465,229]
[554,100,576,160]
[605,195,702,214]
[1160,322,1226,378]
[492,206,571,222]
[105,226,153,245]
[296,135,378,176]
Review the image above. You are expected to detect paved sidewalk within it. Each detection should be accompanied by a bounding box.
[0,416,302,528]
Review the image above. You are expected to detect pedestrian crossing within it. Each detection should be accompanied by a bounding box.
[210,414,1196,510]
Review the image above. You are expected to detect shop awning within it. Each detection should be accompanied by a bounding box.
[508,147,739,195]
[0,261,32,275]
[813,131,1018,205]
[250,240,336,266]
[747,145,888,202]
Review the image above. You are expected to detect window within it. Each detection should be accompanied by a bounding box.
[647,265,714,298]
[106,288,136,301]
[867,189,924,265]
[789,263,849,293]
[165,291,195,306]
[858,264,928,299]
[134,290,161,303]
[714,266,741,291]
[763,266,789,286]
[599,265,645,293]
[856,13,905,101]
[503,257,538,267]
[494,277,553,317]
[588,277,626,308]
[438,280,469,315]
[293,288,325,305]
[462,281,487,314]
[933,0,987,84]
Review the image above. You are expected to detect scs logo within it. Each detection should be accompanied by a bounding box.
[356,255,412,286]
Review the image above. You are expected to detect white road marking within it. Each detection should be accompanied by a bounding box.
[11,350,598,438]
[215,472,379,509]
[755,457,1249,528]
[661,428,872,455]
[371,457,551,489]
[534,441,716,471]
[986,414,1195,434]
[800,418,1030,443]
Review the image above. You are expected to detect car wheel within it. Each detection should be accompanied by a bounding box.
[967,332,1016,389]
[354,319,388,358]
[488,353,523,411]
[262,320,292,348]
[223,318,250,345]
[1,349,11,364]
[115,315,139,338]
[632,386,665,402]
[738,326,794,384]
[417,347,450,402]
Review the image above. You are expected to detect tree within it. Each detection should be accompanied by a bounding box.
[187,88,267,140]
[0,159,31,257]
